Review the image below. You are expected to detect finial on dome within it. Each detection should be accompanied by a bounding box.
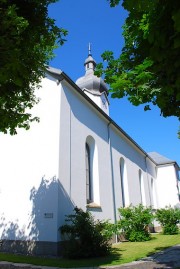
[88,43,92,56]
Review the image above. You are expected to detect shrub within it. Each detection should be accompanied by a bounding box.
[155,206,180,235]
[60,207,112,258]
[118,204,153,242]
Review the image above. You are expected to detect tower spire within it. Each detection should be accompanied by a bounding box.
[84,43,96,74]
[88,43,92,56]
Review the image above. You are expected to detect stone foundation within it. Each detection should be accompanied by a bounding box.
[0,240,62,256]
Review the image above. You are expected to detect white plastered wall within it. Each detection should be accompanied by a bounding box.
[0,74,61,242]
[155,164,179,208]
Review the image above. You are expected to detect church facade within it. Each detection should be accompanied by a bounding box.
[0,52,179,255]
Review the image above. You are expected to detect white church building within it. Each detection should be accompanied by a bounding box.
[0,50,179,255]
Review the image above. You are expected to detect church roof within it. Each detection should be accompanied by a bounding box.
[46,66,179,169]
[148,152,176,165]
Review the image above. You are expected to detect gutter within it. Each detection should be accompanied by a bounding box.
[107,121,117,221]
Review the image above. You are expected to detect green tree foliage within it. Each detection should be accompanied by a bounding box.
[155,206,180,235]
[96,0,180,121]
[60,207,111,258]
[0,0,67,134]
[118,204,153,242]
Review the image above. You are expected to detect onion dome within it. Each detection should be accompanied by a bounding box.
[76,44,108,95]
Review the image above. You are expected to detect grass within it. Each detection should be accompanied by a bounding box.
[0,233,180,268]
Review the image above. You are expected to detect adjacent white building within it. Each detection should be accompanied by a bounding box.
[0,51,179,255]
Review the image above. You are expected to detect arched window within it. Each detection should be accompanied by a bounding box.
[120,158,129,207]
[86,143,92,203]
[139,170,146,206]
[85,136,100,205]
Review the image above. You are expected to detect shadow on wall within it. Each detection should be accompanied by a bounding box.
[29,176,58,243]
[0,216,26,240]
[0,176,75,255]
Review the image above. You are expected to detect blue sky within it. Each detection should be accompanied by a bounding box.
[48,0,180,166]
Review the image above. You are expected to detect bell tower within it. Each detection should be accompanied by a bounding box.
[76,45,109,115]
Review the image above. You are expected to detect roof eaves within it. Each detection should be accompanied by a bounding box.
[46,66,64,81]
[157,161,180,169]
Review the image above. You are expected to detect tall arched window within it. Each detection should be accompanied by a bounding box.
[85,136,100,205]
[86,143,92,203]
[120,158,129,207]
[139,170,146,206]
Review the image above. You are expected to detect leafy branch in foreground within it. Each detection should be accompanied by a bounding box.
[97,0,180,124]
[0,0,67,134]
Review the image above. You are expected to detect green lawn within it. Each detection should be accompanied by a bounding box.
[0,234,180,268]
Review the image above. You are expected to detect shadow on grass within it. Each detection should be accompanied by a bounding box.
[146,246,172,257]
[59,248,123,268]
[150,236,158,240]
[0,248,123,268]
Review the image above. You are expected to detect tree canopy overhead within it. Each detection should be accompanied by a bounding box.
[96,0,180,121]
[0,0,67,135]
